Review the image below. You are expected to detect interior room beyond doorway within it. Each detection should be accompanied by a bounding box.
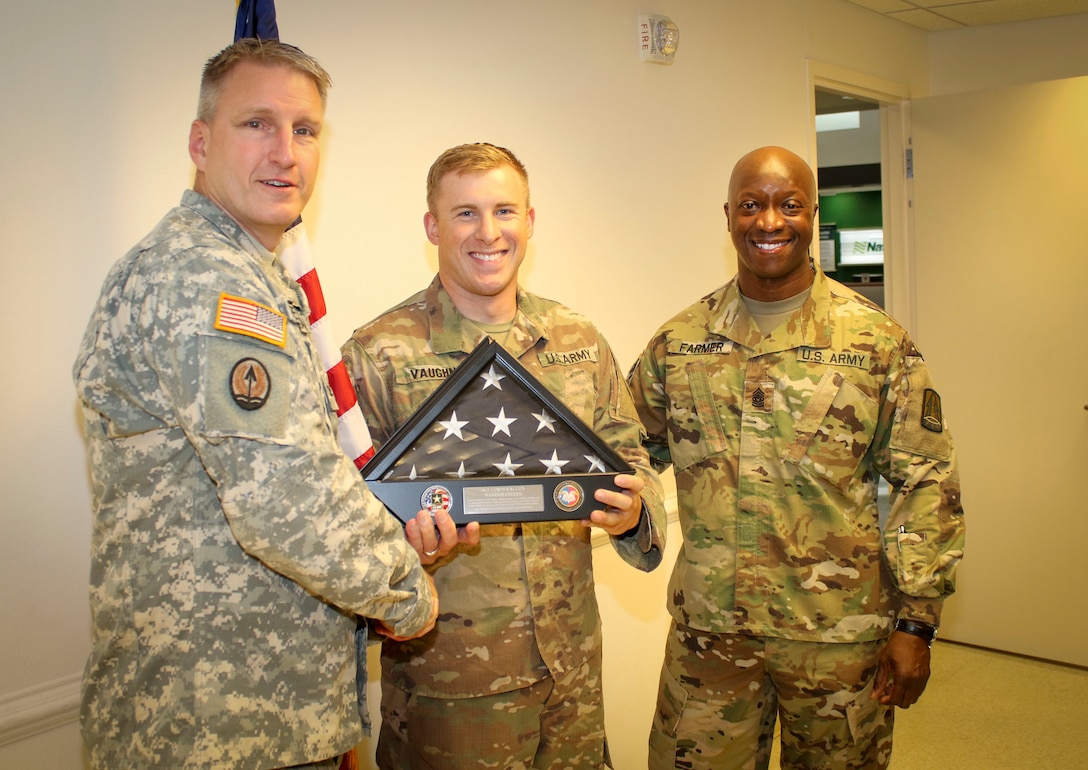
[815,88,884,307]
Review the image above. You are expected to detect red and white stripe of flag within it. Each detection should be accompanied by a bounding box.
[279,224,375,469]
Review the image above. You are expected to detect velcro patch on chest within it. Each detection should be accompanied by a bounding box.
[668,339,733,356]
[537,346,599,367]
[746,381,775,413]
[799,347,870,370]
[398,365,458,384]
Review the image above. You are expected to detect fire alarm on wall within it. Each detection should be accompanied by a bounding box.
[639,13,680,64]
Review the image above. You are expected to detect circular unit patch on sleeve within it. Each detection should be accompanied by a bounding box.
[229,357,272,411]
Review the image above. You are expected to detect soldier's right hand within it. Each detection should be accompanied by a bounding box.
[405,508,481,565]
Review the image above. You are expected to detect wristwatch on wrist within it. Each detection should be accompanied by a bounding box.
[895,618,937,646]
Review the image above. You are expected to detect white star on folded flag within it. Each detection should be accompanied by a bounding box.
[438,411,469,439]
[447,461,476,479]
[540,449,569,474]
[487,407,517,437]
[584,455,606,473]
[533,410,557,433]
[480,365,506,390]
[493,453,523,476]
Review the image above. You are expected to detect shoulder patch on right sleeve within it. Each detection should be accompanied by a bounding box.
[891,359,952,461]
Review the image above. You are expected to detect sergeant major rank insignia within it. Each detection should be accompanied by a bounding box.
[746,381,773,413]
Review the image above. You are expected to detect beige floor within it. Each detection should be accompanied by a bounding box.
[769,640,1088,768]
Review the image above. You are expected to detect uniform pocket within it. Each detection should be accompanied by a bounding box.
[648,663,689,766]
[883,524,940,594]
[561,366,595,423]
[783,368,877,494]
[666,360,729,472]
[845,678,894,766]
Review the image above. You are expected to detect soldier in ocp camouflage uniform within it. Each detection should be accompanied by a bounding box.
[627,146,965,769]
[73,40,439,770]
[342,143,666,769]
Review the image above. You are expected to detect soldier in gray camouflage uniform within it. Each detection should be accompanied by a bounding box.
[342,143,666,769]
[627,146,965,769]
[73,39,440,770]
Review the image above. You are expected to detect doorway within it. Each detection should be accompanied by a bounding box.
[814,88,885,306]
[807,62,912,328]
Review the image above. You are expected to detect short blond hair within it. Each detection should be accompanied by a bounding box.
[426,143,530,214]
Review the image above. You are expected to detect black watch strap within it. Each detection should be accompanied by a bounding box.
[895,618,937,645]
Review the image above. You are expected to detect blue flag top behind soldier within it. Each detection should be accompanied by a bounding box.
[234,0,280,41]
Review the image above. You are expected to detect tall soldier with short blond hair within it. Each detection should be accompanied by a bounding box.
[343,142,666,769]
[629,146,965,769]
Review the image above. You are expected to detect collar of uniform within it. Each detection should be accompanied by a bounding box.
[508,287,546,356]
[426,276,545,357]
[180,189,275,266]
[715,268,833,352]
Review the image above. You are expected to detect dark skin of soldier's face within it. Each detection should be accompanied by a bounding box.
[724,146,818,302]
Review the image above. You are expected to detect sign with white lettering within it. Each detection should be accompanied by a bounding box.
[838,227,885,267]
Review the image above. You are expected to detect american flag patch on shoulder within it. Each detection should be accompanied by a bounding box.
[215,293,287,347]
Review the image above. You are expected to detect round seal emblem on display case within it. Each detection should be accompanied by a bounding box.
[421,485,453,516]
[553,480,585,513]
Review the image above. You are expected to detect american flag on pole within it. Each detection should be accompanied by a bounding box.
[231,0,377,470]
[363,339,632,525]
[278,224,376,468]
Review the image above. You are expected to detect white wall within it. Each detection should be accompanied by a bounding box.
[928,13,1088,95]
[1,1,1084,767]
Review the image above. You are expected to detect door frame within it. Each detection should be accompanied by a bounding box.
[807,61,915,330]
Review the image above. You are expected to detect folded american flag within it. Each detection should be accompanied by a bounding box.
[363,339,630,524]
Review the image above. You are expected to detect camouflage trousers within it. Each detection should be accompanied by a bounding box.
[648,622,894,770]
[376,650,611,769]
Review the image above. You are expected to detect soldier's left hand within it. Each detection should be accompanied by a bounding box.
[872,631,932,708]
[584,473,644,536]
[373,571,439,642]
[405,508,480,565]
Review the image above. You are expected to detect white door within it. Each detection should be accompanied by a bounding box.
[908,76,1088,666]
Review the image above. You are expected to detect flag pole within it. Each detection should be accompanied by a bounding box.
[231,3,368,767]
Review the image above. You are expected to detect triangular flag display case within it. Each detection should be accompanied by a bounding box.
[363,338,632,525]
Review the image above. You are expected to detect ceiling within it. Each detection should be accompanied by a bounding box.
[819,0,1088,110]
[842,0,1088,31]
